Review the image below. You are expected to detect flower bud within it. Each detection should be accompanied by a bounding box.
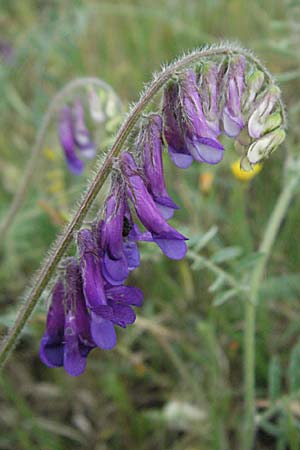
[248,85,281,138]
[222,55,246,138]
[198,62,221,135]
[72,99,96,159]
[58,107,84,175]
[88,87,106,123]
[242,70,265,113]
[247,128,286,164]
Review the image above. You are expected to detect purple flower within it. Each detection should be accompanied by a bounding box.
[100,183,129,286]
[163,71,224,166]
[39,258,95,377]
[73,99,96,159]
[198,62,221,136]
[163,80,194,169]
[177,70,224,164]
[222,56,246,138]
[58,107,85,175]
[77,228,143,349]
[121,152,187,260]
[0,39,14,64]
[77,228,117,350]
[139,114,179,219]
[99,180,153,285]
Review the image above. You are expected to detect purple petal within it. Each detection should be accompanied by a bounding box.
[102,252,129,285]
[77,229,107,309]
[102,184,126,260]
[64,313,87,377]
[110,304,136,328]
[46,279,65,337]
[187,138,224,165]
[168,146,194,168]
[121,153,186,239]
[156,203,175,220]
[140,114,178,216]
[123,240,140,271]
[90,313,117,350]
[39,335,64,368]
[222,56,245,138]
[128,224,153,242]
[73,99,96,159]
[154,195,179,220]
[222,108,243,137]
[106,285,144,306]
[58,107,84,175]
[153,237,188,260]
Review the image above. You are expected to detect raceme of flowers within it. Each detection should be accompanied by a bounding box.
[40,55,285,376]
[58,88,110,175]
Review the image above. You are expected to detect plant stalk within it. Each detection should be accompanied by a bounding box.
[242,173,299,450]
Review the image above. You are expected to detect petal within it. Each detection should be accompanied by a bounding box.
[77,229,107,309]
[187,138,224,165]
[58,107,84,175]
[106,286,144,306]
[64,313,87,377]
[123,240,140,271]
[91,313,117,350]
[153,237,188,260]
[156,203,175,220]
[102,184,125,260]
[141,114,177,212]
[39,335,64,368]
[102,252,129,285]
[128,225,153,242]
[168,146,194,169]
[46,279,65,337]
[223,109,243,138]
[154,195,179,220]
[110,303,136,328]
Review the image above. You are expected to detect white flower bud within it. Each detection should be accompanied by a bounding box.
[248,85,281,138]
[247,128,286,164]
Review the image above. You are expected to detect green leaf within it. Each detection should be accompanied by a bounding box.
[211,246,242,264]
[268,356,282,403]
[288,345,300,393]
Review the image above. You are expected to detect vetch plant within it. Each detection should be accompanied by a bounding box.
[0,44,292,450]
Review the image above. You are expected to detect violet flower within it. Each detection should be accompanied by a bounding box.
[100,182,129,286]
[39,258,95,377]
[99,178,153,286]
[222,56,246,138]
[73,99,96,159]
[198,62,221,136]
[58,107,85,175]
[121,152,187,260]
[77,228,143,350]
[178,70,224,164]
[139,114,179,220]
[163,80,194,169]
[77,228,117,349]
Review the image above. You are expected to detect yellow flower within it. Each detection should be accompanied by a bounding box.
[231,159,262,182]
[199,171,214,193]
[43,147,58,162]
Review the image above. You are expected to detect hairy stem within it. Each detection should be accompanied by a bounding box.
[0,45,285,368]
[242,173,299,450]
[0,77,118,238]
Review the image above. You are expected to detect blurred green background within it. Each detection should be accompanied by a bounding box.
[1,0,300,449]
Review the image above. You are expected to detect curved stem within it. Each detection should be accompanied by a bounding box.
[242,173,300,450]
[0,77,119,238]
[0,45,285,368]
